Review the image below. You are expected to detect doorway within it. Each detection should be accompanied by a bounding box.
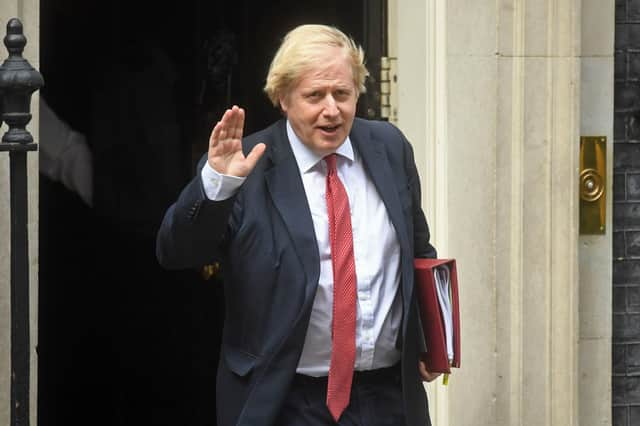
[37,1,385,425]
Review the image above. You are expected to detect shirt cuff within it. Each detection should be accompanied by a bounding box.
[201,161,246,200]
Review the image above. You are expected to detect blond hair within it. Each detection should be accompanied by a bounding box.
[264,24,369,107]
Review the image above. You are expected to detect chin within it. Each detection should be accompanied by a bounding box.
[323,138,342,146]
[317,140,343,153]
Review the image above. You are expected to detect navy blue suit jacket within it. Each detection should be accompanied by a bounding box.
[156,118,437,426]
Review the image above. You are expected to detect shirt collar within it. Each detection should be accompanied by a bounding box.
[286,120,354,174]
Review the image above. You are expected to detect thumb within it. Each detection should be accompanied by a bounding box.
[244,143,267,172]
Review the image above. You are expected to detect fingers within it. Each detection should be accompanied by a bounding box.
[418,357,442,383]
[244,143,267,171]
[230,106,245,140]
[207,106,264,177]
[209,121,222,149]
[223,106,244,140]
[209,106,245,149]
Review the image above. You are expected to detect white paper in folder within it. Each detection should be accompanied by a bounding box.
[434,265,454,362]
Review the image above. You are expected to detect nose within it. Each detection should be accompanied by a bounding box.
[322,95,339,117]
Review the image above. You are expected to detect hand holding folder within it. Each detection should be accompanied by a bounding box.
[414,258,461,382]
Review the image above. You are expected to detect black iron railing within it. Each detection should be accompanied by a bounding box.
[0,17,44,426]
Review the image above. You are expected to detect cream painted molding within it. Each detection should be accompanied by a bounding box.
[496,0,580,424]
[508,0,525,424]
[426,0,449,254]
[423,0,450,424]
[547,1,580,424]
[391,0,449,421]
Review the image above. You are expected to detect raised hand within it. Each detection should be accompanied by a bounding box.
[208,105,266,177]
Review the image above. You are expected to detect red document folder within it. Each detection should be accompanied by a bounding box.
[414,258,461,374]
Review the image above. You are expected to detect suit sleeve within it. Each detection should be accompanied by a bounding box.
[155,153,238,270]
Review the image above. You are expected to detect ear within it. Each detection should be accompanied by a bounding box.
[279,95,289,113]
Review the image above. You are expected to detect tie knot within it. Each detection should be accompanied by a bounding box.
[324,153,337,175]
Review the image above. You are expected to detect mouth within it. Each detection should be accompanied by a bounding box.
[318,124,341,133]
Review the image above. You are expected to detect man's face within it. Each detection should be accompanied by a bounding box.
[279,49,358,156]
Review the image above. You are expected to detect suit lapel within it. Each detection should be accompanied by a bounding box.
[264,120,320,301]
[350,120,412,303]
[263,119,412,308]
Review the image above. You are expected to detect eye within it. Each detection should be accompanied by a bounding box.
[334,89,352,100]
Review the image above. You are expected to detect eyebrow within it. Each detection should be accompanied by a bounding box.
[302,84,354,91]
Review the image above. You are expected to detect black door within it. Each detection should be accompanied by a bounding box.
[38,1,387,425]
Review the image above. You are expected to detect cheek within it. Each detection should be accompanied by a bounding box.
[301,110,321,126]
[340,101,356,115]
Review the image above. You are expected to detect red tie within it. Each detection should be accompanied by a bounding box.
[324,154,357,421]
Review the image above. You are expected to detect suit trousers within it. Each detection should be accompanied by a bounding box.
[275,363,406,426]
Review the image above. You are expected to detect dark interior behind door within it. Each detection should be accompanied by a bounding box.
[38,1,386,425]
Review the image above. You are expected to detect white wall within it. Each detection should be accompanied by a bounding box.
[578,0,614,424]
[392,0,611,424]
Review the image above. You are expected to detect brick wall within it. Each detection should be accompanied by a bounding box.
[614,1,640,424]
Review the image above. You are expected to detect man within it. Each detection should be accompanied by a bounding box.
[156,24,439,426]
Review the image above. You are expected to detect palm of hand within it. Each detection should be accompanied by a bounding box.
[208,106,265,177]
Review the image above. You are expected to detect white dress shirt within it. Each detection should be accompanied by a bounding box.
[201,120,402,376]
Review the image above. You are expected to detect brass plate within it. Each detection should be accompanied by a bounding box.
[579,136,606,234]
